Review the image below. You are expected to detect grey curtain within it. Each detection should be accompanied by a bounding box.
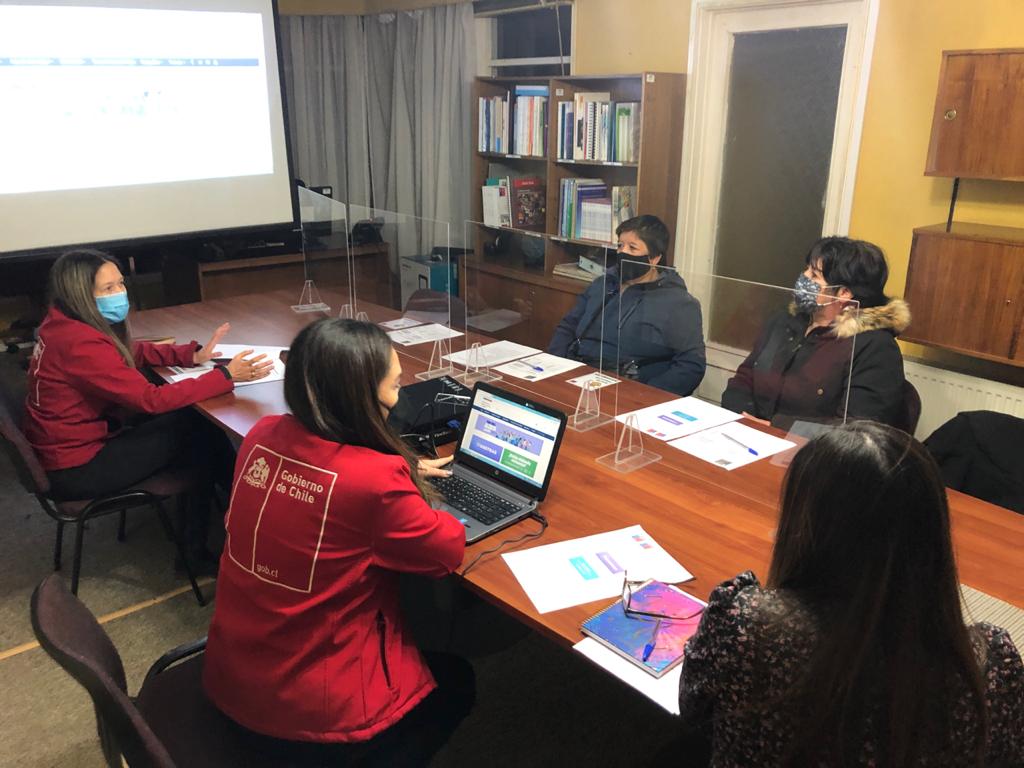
[280,5,474,252]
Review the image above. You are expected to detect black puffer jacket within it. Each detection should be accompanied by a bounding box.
[721,299,910,428]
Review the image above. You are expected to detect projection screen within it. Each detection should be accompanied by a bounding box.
[0,0,296,257]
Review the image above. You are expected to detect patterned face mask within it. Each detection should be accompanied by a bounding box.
[792,273,821,314]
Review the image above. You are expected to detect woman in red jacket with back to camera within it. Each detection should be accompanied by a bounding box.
[203,318,474,766]
[23,249,274,567]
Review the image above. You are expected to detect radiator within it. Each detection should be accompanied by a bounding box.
[905,361,1024,439]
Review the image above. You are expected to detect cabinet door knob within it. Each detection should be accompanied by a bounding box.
[1007,299,1012,305]
[944,108,957,121]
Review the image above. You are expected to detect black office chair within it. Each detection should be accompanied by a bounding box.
[895,379,922,436]
[30,574,296,768]
[0,375,205,605]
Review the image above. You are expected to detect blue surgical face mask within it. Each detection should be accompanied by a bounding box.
[96,291,130,323]
[792,274,821,314]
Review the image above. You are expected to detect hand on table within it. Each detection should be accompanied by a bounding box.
[741,411,771,427]
[226,350,275,383]
[194,323,231,365]
[417,455,453,478]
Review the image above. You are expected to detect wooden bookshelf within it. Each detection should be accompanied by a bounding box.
[468,73,685,348]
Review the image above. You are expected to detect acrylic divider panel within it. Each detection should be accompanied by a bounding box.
[295,187,352,315]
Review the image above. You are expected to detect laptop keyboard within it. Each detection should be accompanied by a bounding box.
[432,474,525,526]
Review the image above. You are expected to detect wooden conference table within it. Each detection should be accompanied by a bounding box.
[132,289,1024,647]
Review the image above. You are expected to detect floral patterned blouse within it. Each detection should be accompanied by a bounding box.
[678,571,1024,767]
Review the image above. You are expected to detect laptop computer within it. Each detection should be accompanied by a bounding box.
[431,382,568,543]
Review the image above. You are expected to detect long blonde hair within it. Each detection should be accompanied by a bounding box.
[48,250,135,367]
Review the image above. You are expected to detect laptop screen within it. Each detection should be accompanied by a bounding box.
[456,384,566,497]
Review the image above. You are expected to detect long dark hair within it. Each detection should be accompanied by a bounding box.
[284,318,430,498]
[767,421,987,765]
[48,249,134,366]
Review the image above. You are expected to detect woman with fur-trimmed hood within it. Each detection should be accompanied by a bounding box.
[722,237,910,429]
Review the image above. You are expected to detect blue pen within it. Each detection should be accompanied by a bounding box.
[529,364,545,372]
[641,618,662,662]
[723,433,758,456]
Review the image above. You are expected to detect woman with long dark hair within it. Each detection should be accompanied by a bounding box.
[24,249,272,566]
[203,318,472,765]
[679,422,1023,766]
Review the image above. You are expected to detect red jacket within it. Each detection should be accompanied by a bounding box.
[203,414,466,743]
[23,307,233,471]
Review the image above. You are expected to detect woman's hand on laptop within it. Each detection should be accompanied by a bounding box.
[417,456,454,479]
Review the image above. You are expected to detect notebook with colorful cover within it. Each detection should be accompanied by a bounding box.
[580,581,706,678]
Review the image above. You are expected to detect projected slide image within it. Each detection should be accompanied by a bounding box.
[0,6,274,195]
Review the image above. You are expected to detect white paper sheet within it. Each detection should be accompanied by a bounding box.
[668,421,796,470]
[378,317,423,330]
[444,340,539,368]
[166,343,286,387]
[386,324,463,347]
[467,308,522,333]
[573,637,682,715]
[494,353,585,382]
[566,372,619,390]
[502,525,692,614]
[615,397,741,442]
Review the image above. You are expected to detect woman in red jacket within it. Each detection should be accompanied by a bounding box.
[204,318,474,766]
[24,250,273,564]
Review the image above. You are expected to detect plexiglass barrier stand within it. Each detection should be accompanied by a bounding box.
[294,187,352,314]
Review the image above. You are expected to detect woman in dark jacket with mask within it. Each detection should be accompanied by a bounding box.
[721,237,909,429]
[548,215,706,397]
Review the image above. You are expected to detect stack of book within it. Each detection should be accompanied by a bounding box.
[478,93,509,153]
[558,181,637,243]
[556,93,641,163]
[512,84,548,157]
[482,175,546,231]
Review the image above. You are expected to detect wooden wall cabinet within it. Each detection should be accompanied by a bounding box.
[905,49,1024,365]
[904,225,1024,365]
[926,49,1024,180]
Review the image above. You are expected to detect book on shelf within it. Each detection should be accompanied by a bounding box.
[513,84,548,157]
[580,581,707,679]
[478,92,510,153]
[510,176,546,231]
[559,181,636,242]
[481,178,511,228]
[561,92,642,163]
[552,261,598,282]
[612,186,636,231]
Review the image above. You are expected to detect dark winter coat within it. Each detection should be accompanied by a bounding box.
[721,299,910,429]
[925,410,1024,514]
[548,269,706,396]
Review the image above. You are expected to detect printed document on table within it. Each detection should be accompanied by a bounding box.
[467,308,522,333]
[386,324,463,346]
[495,353,585,382]
[378,317,423,330]
[669,421,796,470]
[444,340,539,368]
[566,372,619,390]
[166,344,286,388]
[615,396,740,442]
[502,525,692,614]
[574,638,682,715]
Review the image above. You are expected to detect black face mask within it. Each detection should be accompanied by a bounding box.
[612,250,651,282]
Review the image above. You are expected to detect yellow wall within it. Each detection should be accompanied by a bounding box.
[572,0,689,75]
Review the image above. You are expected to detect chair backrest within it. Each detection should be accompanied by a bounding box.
[0,370,50,496]
[30,575,176,768]
[896,379,922,436]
